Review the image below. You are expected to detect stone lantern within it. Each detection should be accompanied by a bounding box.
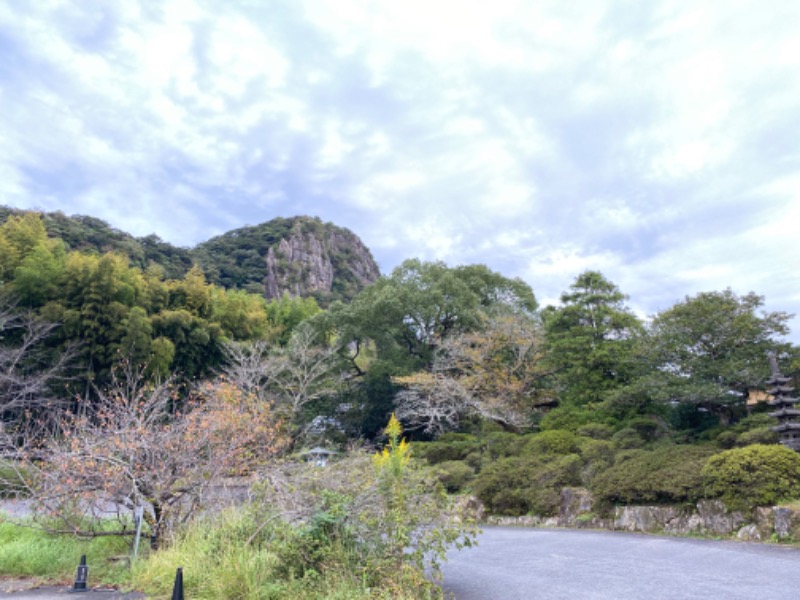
[767,353,800,452]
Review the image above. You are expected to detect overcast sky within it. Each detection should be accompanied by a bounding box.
[1,1,798,342]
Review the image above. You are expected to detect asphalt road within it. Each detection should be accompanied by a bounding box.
[0,582,144,599]
[441,527,800,600]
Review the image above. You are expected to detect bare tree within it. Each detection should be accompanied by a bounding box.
[394,313,553,435]
[394,372,470,437]
[220,338,272,399]
[0,306,71,420]
[11,370,286,545]
[221,326,347,428]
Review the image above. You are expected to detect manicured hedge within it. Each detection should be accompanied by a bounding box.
[472,453,582,516]
[701,444,800,511]
[591,445,717,506]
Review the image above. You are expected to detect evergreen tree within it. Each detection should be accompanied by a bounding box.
[544,271,642,407]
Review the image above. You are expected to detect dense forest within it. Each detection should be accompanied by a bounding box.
[0,206,380,305]
[1,207,799,518]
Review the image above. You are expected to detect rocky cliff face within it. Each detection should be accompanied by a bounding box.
[263,217,380,304]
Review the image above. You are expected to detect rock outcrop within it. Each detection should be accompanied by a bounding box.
[263,217,380,303]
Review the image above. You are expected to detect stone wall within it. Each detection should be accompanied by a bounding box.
[484,487,800,542]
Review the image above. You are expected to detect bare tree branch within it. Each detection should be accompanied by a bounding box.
[220,326,347,430]
[9,369,286,544]
[0,306,72,420]
[394,313,553,434]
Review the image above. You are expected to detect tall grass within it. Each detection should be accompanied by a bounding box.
[0,510,439,598]
[131,506,436,599]
[0,520,131,584]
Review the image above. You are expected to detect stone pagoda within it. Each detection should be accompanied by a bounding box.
[767,353,800,452]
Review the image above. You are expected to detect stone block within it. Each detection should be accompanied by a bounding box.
[696,500,745,535]
[559,487,594,527]
[773,507,800,540]
[754,506,774,539]
[736,524,761,541]
[663,513,704,535]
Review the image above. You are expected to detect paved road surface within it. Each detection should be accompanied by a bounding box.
[442,527,800,600]
[0,581,144,599]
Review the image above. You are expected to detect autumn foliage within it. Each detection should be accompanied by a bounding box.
[17,372,285,543]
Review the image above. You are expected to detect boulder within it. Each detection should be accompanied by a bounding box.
[559,487,594,527]
[663,513,704,536]
[736,524,761,541]
[773,507,800,540]
[754,506,774,539]
[696,500,746,535]
[614,506,678,533]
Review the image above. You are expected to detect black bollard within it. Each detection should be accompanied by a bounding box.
[69,554,88,593]
[171,567,184,600]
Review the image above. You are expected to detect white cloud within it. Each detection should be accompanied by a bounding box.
[0,0,798,342]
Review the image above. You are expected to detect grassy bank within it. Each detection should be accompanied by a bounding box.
[0,520,131,585]
[0,507,441,599]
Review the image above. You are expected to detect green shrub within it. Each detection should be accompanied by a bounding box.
[626,417,666,442]
[698,426,725,442]
[434,461,476,493]
[415,434,479,464]
[463,451,482,470]
[470,457,529,516]
[539,406,600,432]
[524,430,579,456]
[712,414,778,449]
[611,427,645,450]
[472,453,582,516]
[736,427,779,447]
[715,430,738,449]
[702,444,800,511]
[525,455,582,516]
[592,445,717,507]
[576,423,614,440]
[579,439,615,463]
[577,439,615,486]
[483,431,526,459]
[734,413,777,431]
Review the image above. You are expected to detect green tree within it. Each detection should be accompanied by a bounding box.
[0,213,50,281]
[119,306,154,369]
[264,292,321,345]
[210,288,270,341]
[317,259,538,375]
[141,264,170,314]
[46,252,145,389]
[150,309,224,381]
[543,271,642,407]
[12,241,67,307]
[169,265,212,318]
[621,290,791,424]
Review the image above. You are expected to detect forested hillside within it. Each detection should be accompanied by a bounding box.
[0,207,379,305]
[1,206,799,526]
